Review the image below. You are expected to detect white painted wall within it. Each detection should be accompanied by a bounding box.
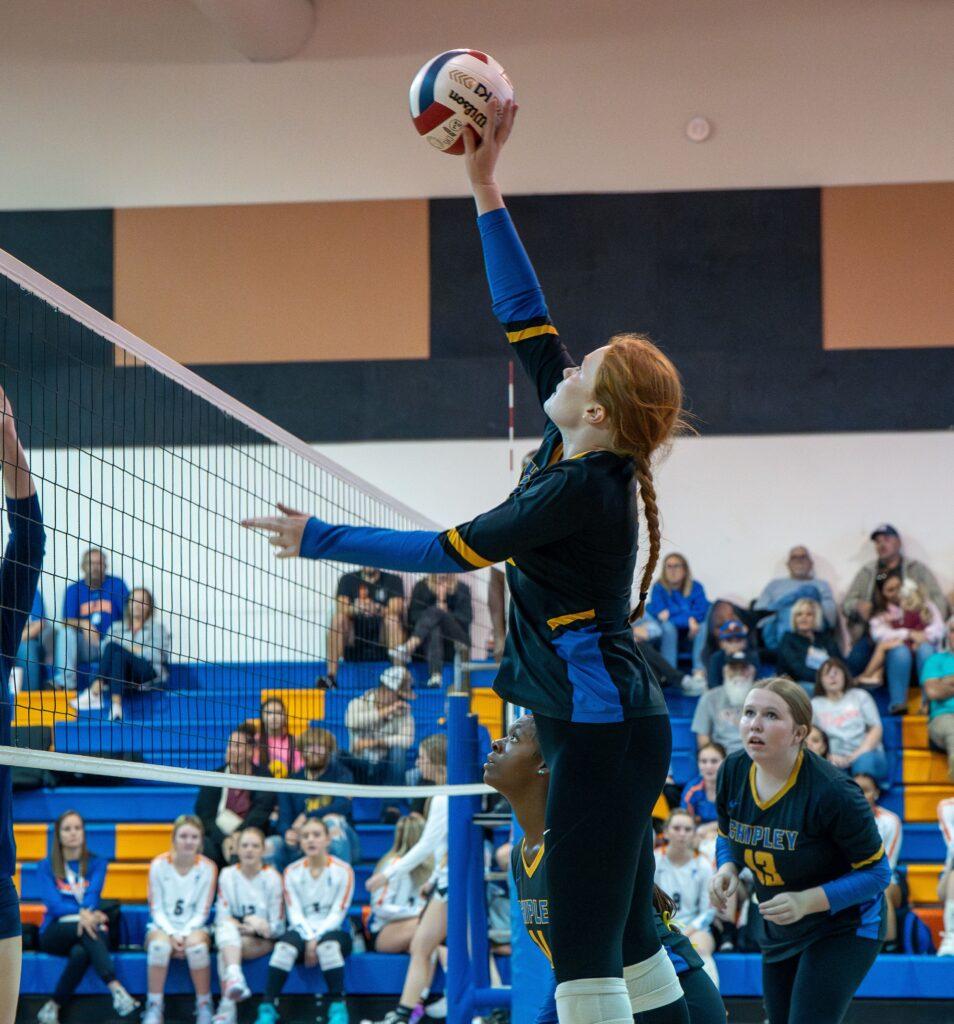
[0,0,952,209]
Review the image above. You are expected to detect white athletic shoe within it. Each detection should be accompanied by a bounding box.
[389,643,411,665]
[195,1000,214,1024]
[937,931,954,956]
[111,987,140,1017]
[223,968,251,1002]
[70,689,103,711]
[212,1002,237,1024]
[141,1005,163,1024]
[426,672,443,688]
[109,702,124,721]
[681,671,707,697]
[37,1000,59,1024]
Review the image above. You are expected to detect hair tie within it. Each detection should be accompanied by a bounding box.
[639,591,649,601]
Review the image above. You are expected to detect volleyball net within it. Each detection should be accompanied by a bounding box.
[0,245,500,797]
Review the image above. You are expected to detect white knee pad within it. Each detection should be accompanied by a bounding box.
[215,921,241,950]
[147,937,172,967]
[316,939,344,971]
[269,941,299,972]
[185,942,211,970]
[554,977,631,1024]
[623,947,683,1013]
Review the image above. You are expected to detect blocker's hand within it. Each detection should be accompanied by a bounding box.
[462,97,518,187]
[242,502,309,558]
[759,891,811,926]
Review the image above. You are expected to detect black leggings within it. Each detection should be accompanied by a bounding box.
[99,642,157,699]
[672,966,724,1024]
[39,920,116,1006]
[534,713,672,983]
[411,606,469,674]
[762,933,880,1024]
[265,928,352,1001]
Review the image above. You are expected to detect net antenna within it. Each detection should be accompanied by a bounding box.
[0,245,494,798]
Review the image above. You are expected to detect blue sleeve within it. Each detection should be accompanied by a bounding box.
[82,857,108,910]
[300,520,462,573]
[646,583,668,618]
[1,494,45,672]
[688,582,710,620]
[36,859,76,919]
[30,588,44,622]
[63,581,80,618]
[534,975,559,1024]
[716,835,738,869]
[822,853,891,916]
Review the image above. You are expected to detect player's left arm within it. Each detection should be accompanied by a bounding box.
[182,861,218,933]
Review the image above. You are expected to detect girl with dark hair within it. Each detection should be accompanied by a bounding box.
[712,678,889,1023]
[35,811,138,1023]
[255,697,304,778]
[246,100,689,1024]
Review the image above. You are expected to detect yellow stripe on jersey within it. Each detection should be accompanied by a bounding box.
[535,930,554,964]
[749,749,804,811]
[445,528,494,569]
[546,608,596,631]
[506,323,559,344]
[521,838,546,878]
[851,844,885,870]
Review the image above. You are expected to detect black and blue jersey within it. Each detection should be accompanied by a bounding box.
[300,208,663,724]
[716,748,889,962]
[1,493,45,878]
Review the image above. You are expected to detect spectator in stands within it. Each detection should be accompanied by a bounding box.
[258,817,353,1024]
[805,724,830,758]
[697,599,752,677]
[853,773,904,951]
[811,658,888,786]
[920,617,954,783]
[632,617,703,695]
[319,567,405,689]
[344,666,416,785]
[868,576,945,715]
[681,742,725,838]
[395,574,473,687]
[366,814,429,952]
[706,619,760,690]
[647,552,711,670]
[34,811,139,1024]
[365,735,448,1024]
[254,697,305,779]
[273,727,357,870]
[143,815,217,1024]
[212,826,284,1024]
[755,545,838,650]
[776,598,840,688]
[53,548,129,690]
[14,585,46,692]
[690,652,756,754]
[843,524,948,672]
[653,808,718,985]
[195,725,274,866]
[70,588,171,721]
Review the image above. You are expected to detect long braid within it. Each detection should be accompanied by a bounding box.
[631,459,660,624]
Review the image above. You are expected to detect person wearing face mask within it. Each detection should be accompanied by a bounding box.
[690,653,757,755]
[710,678,889,1024]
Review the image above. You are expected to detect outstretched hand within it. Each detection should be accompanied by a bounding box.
[462,98,518,215]
[241,502,310,559]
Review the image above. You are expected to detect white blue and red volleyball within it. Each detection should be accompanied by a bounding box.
[409,49,514,155]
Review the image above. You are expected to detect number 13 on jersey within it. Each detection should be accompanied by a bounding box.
[745,848,784,886]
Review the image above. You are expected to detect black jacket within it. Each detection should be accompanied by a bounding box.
[194,764,274,848]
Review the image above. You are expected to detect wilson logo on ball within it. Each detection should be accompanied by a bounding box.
[409,49,514,155]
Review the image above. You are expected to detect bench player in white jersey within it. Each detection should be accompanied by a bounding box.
[256,817,354,1024]
[143,815,218,1024]
[854,772,905,948]
[653,808,718,986]
[937,796,954,956]
[212,827,284,1024]
[367,814,429,953]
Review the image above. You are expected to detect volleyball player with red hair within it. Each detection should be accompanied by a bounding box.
[246,99,689,1023]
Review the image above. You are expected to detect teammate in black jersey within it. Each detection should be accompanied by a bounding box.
[484,715,724,1024]
[0,383,46,1021]
[247,100,689,1023]
[710,677,889,1024]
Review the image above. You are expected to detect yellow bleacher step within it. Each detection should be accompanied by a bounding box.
[904,750,952,785]
[101,863,150,901]
[13,825,48,861]
[905,784,954,822]
[259,689,325,735]
[906,864,943,904]
[115,824,175,862]
[902,715,928,749]
[13,690,77,730]
[472,687,503,737]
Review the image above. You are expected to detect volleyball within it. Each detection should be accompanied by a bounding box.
[409,49,514,155]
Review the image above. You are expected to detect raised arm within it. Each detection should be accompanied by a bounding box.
[463,102,574,410]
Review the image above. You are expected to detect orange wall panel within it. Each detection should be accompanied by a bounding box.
[114,200,429,364]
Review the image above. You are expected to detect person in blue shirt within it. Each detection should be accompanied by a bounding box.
[14,586,46,692]
[35,811,138,1023]
[246,100,692,1024]
[0,383,45,1021]
[52,548,129,690]
[647,553,711,672]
